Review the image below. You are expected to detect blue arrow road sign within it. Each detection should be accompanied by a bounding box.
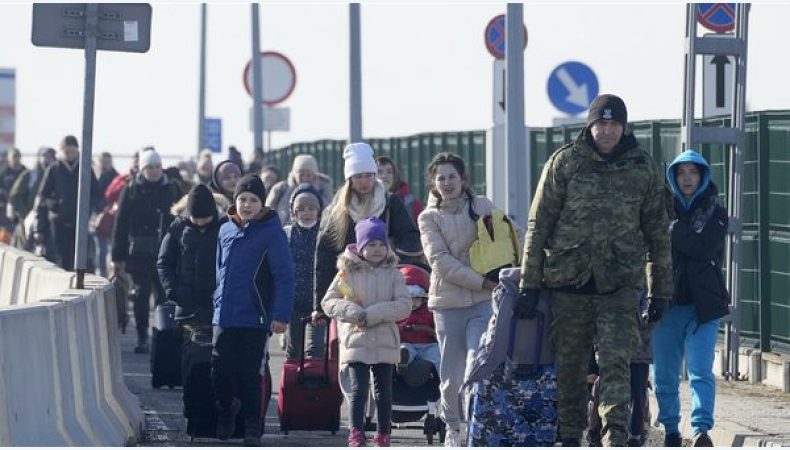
[697,3,735,33]
[203,118,222,153]
[547,61,599,116]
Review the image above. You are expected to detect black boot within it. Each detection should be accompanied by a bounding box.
[243,415,262,446]
[665,432,683,447]
[692,432,713,447]
[134,329,149,354]
[216,398,241,441]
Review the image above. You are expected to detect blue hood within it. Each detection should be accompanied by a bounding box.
[666,150,711,210]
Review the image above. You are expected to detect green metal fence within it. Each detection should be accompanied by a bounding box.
[269,110,790,353]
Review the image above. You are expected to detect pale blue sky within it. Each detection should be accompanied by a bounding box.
[1,2,788,168]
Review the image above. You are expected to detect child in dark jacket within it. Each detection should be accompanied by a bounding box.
[283,182,325,360]
[212,175,295,446]
[157,184,220,330]
[653,150,729,448]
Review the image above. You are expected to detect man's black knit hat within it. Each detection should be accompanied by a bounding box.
[186,184,216,218]
[233,174,266,203]
[587,94,628,128]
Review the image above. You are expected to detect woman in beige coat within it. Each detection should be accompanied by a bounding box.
[418,152,497,447]
[321,217,411,447]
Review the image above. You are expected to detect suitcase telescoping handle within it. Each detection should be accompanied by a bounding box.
[506,302,545,375]
[298,315,332,385]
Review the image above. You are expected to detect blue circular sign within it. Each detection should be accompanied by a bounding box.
[484,14,527,60]
[697,3,736,33]
[546,61,599,116]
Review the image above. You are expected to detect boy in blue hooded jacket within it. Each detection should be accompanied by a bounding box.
[212,174,295,446]
[653,150,729,447]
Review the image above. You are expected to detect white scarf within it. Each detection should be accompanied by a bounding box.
[348,180,387,223]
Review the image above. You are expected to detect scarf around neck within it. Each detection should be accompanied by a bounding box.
[348,180,387,223]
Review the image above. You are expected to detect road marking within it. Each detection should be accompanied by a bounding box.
[144,409,170,443]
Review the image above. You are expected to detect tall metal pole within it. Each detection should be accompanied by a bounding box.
[681,3,697,152]
[505,3,527,226]
[251,3,264,152]
[75,3,99,288]
[197,3,207,157]
[725,2,750,381]
[349,3,362,143]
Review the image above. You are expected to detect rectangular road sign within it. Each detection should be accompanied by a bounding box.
[203,118,222,153]
[249,107,290,132]
[702,33,734,118]
[31,3,152,53]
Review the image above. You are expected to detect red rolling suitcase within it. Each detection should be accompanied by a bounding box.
[277,317,344,434]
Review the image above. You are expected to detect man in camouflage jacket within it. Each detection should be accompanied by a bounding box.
[515,94,672,446]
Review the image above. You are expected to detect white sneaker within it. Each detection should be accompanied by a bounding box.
[444,428,460,447]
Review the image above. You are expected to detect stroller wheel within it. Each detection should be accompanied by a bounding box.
[364,417,376,432]
[437,417,446,444]
[424,414,436,445]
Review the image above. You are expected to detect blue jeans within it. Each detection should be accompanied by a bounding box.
[401,342,441,371]
[652,304,719,436]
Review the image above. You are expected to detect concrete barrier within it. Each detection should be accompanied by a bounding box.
[0,303,74,445]
[41,298,98,445]
[0,245,37,306]
[15,258,63,305]
[0,244,142,446]
[83,275,143,440]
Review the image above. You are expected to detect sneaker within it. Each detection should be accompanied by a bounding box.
[444,428,460,447]
[373,433,391,447]
[693,432,713,447]
[348,428,366,447]
[664,432,682,447]
[215,398,241,441]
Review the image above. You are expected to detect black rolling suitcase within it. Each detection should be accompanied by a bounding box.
[150,301,183,388]
[182,327,272,441]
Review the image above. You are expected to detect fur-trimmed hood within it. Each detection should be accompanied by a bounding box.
[337,244,399,273]
[171,191,231,216]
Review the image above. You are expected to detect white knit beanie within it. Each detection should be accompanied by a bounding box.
[343,142,377,180]
[291,154,319,175]
[139,149,162,169]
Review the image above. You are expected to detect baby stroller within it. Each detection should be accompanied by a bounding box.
[390,358,445,445]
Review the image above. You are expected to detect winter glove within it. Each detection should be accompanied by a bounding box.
[647,297,671,324]
[513,288,541,319]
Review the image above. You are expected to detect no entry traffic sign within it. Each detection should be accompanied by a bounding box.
[484,14,527,60]
[243,51,296,106]
[697,3,736,33]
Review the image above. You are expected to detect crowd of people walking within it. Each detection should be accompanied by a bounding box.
[0,93,729,447]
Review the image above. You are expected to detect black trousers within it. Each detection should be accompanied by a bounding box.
[51,222,95,272]
[128,260,164,334]
[348,362,394,434]
[211,326,267,420]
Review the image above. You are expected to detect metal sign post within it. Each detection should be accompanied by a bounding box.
[32,3,152,289]
[505,4,527,226]
[349,3,362,143]
[251,4,264,153]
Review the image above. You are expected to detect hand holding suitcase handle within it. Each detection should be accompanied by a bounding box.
[297,315,332,386]
[507,294,546,377]
[513,288,541,319]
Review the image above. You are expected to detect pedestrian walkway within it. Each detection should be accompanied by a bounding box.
[650,377,790,447]
[120,315,790,447]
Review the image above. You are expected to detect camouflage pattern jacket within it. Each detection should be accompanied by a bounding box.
[520,129,673,300]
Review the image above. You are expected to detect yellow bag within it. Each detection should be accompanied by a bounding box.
[469,209,521,279]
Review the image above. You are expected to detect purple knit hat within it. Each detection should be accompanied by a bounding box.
[355,217,388,251]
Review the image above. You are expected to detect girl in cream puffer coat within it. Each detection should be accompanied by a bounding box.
[417,152,498,446]
[321,217,411,447]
